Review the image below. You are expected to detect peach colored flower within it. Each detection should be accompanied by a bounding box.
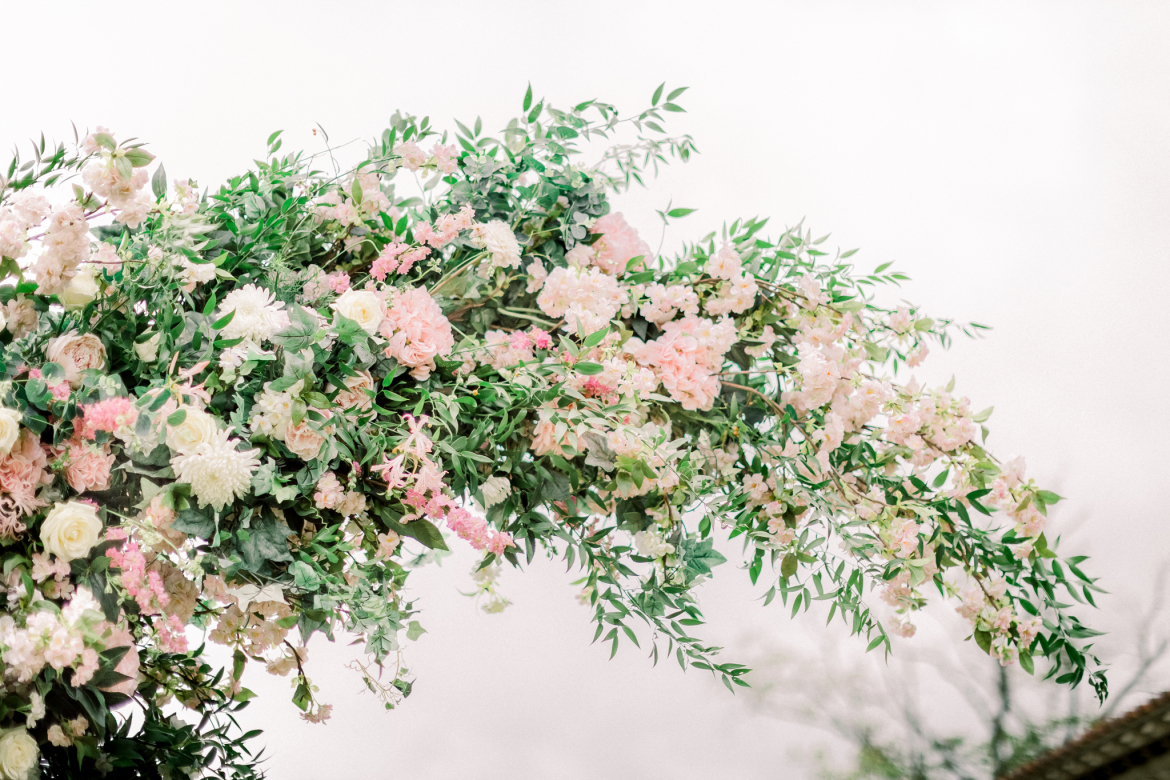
[331,370,374,411]
[45,331,107,386]
[64,440,114,494]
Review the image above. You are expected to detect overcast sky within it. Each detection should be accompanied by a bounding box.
[4,2,1168,777]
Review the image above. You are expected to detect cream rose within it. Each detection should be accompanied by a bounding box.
[134,331,161,362]
[0,409,21,455]
[40,501,102,562]
[46,330,107,387]
[0,727,37,780]
[331,370,374,411]
[331,289,384,335]
[165,407,218,455]
[284,419,326,461]
[59,265,101,310]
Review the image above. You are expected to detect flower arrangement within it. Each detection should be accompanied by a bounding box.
[0,84,1104,777]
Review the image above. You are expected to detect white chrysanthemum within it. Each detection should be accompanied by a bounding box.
[470,221,522,270]
[172,428,261,511]
[480,475,512,508]
[216,284,289,343]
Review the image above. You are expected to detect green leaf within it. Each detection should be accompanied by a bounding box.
[652,82,665,106]
[211,309,236,331]
[151,163,167,200]
[124,148,155,168]
[780,553,798,579]
[974,629,992,655]
[406,620,427,641]
[290,561,321,591]
[582,327,609,348]
[172,508,215,539]
[398,518,449,551]
[523,83,533,112]
[166,409,187,427]
[238,513,294,570]
[667,207,696,219]
[271,305,320,352]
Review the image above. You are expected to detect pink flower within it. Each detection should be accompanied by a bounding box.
[430,143,458,175]
[314,472,346,510]
[371,242,407,280]
[396,246,430,276]
[63,439,114,494]
[395,141,426,171]
[589,213,651,276]
[380,287,455,380]
[325,271,351,294]
[78,397,138,439]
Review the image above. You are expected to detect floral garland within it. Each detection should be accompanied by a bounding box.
[0,85,1105,778]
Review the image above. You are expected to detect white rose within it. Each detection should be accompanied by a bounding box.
[480,475,512,508]
[0,727,38,780]
[40,501,102,562]
[0,409,20,455]
[134,331,161,362]
[45,330,107,387]
[59,265,101,310]
[331,289,384,335]
[165,407,218,455]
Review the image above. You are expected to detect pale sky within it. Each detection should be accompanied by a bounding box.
[4,2,1168,777]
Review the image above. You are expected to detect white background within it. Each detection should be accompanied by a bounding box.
[3,1,1168,777]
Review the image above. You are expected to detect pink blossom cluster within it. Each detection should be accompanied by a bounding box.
[379,286,455,380]
[314,172,391,227]
[372,416,514,555]
[986,456,1046,541]
[954,579,1044,666]
[106,529,170,616]
[395,141,427,171]
[480,328,551,372]
[530,407,587,459]
[882,385,978,463]
[80,134,153,229]
[30,203,91,295]
[326,271,351,294]
[430,143,459,175]
[640,283,699,324]
[0,191,50,261]
[0,587,107,686]
[583,213,652,276]
[209,599,293,657]
[28,367,71,401]
[632,315,736,411]
[78,396,139,440]
[411,205,474,250]
[313,471,367,516]
[702,244,759,316]
[537,265,628,334]
[371,242,432,279]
